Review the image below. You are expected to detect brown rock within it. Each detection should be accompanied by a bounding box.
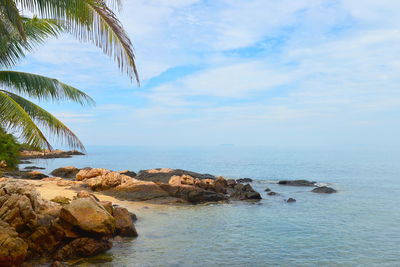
[100,201,113,214]
[54,238,112,260]
[160,184,227,204]
[51,166,80,179]
[230,183,262,200]
[0,221,28,267]
[76,168,110,181]
[113,207,138,237]
[59,198,116,236]
[83,172,131,191]
[22,171,48,180]
[51,196,71,205]
[56,180,75,187]
[136,168,215,183]
[119,170,137,178]
[106,179,170,201]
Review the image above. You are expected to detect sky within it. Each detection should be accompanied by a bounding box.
[16,0,400,147]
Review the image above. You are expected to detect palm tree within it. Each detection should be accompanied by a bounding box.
[0,0,138,151]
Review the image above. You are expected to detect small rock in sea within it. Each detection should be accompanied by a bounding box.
[286,198,296,203]
[264,187,271,192]
[22,171,48,180]
[236,178,253,183]
[19,160,33,164]
[24,166,45,170]
[311,186,337,194]
[278,179,316,186]
[267,191,278,196]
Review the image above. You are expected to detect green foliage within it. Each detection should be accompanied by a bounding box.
[0,127,20,170]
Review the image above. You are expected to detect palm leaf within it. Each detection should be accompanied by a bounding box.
[0,90,51,149]
[15,0,139,83]
[1,90,85,150]
[0,71,95,105]
[0,0,26,40]
[0,17,63,68]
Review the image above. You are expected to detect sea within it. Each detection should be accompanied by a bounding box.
[23,146,400,267]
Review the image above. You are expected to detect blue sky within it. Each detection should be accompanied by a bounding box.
[16,0,400,147]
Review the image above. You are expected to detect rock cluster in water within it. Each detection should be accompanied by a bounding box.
[0,178,137,266]
[73,167,262,204]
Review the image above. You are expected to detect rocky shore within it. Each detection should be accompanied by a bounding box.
[0,178,137,266]
[20,150,85,159]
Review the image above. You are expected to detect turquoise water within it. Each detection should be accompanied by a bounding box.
[25,146,400,266]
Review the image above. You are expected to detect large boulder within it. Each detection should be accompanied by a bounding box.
[160,184,227,204]
[106,179,170,201]
[22,171,48,180]
[278,180,316,186]
[54,238,112,261]
[76,168,110,181]
[0,221,28,267]
[59,197,116,236]
[311,186,337,194]
[113,207,138,237]
[136,168,215,183]
[51,166,80,179]
[82,172,132,191]
[230,183,262,200]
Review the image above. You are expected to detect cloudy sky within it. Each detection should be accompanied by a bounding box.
[17,0,400,147]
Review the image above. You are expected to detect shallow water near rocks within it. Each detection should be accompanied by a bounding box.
[26,146,400,266]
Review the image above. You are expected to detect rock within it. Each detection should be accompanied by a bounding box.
[230,183,262,200]
[22,171,48,180]
[0,221,28,267]
[311,186,337,194]
[82,172,131,191]
[20,160,33,164]
[24,166,45,170]
[59,197,116,236]
[136,168,215,184]
[113,207,138,237]
[236,178,253,183]
[100,201,113,214]
[106,179,170,201]
[267,191,278,196]
[278,180,316,186]
[160,184,227,204]
[119,170,137,178]
[226,179,237,188]
[20,150,84,159]
[42,177,62,182]
[50,261,65,267]
[264,188,271,192]
[56,180,75,187]
[286,198,296,203]
[51,166,80,179]
[76,168,110,181]
[54,238,112,260]
[214,177,228,194]
[51,196,71,205]
[76,190,100,201]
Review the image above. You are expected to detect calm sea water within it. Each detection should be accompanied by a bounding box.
[24,146,400,267]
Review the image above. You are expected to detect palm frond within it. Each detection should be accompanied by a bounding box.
[0,71,95,105]
[0,90,51,149]
[1,90,85,151]
[0,17,63,68]
[15,0,139,83]
[0,0,26,40]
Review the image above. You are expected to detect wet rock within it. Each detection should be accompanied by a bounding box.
[59,198,116,236]
[24,166,45,170]
[51,166,80,179]
[20,160,33,164]
[278,180,317,186]
[119,170,136,178]
[229,183,261,201]
[22,171,48,180]
[54,238,112,260]
[267,191,278,196]
[0,221,28,267]
[311,186,337,194]
[113,207,138,237]
[136,168,215,184]
[226,179,237,188]
[236,178,253,183]
[264,187,271,192]
[51,196,71,205]
[286,198,296,203]
[160,184,228,204]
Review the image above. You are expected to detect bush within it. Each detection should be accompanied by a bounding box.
[0,128,20,170]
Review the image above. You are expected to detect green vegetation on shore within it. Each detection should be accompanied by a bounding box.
[0,127,20,169]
